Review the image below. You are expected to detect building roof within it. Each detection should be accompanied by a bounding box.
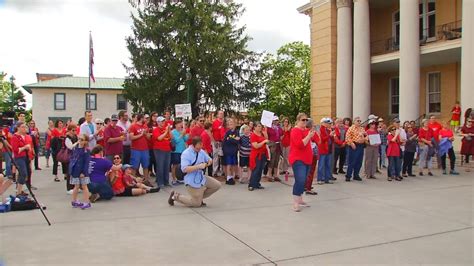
[23,76,125,93]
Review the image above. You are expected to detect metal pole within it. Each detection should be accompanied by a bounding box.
[88,31,92,111]
[186,67,192,104]
[10,75,15,110]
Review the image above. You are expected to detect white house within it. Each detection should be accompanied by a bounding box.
[23,74,130,128]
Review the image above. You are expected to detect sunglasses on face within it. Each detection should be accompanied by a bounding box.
[300,118,308,122]
[199,120,204,123]
[96,123,103,125]
[113,157,121,160]
[356,120,361,122]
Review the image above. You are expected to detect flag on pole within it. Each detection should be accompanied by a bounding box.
[89,32,95,83]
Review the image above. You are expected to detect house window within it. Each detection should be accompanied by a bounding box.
[117,94,127,110]
[393,0,436,43]
[86,93,97,110]
[390,77,400,115]
[427,72,441,113]
[54,93,65,110]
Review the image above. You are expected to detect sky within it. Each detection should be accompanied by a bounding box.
[0,0,310,108]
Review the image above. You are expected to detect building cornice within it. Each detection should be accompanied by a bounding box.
[297,0,331,15]
[336,0,351,9]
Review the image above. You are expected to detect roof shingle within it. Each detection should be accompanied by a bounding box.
[23,76,124,93]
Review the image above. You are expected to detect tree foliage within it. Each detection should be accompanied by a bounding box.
[0,72,27,113]
[248,41,311,121]
[123,0,260,116]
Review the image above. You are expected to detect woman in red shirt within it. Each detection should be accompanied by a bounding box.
[364,120,379,179]
[11,122,32,196]
[248,122,268,191]
[386,126,401,181]
[45,120,54,168]
[289,113,315,212]
[418,119,434,176]
[460,118,474,165]
[51,119,67,182]
[439,121,459,175]
[152,116,172,187]
[280,117,291,175]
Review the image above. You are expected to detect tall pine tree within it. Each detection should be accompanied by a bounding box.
[124,0,259,116]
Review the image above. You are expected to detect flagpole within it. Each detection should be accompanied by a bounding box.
[88,31,91,111]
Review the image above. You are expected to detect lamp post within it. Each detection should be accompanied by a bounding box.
[9,75,15,110]
[186,67,192,104]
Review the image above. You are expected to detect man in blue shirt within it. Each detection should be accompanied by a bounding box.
[168,136,221,207]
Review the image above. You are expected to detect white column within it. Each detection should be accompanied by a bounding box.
[461,0,474,123]
[352,0,371,119]
[399,0,420,122]
[336,0,353,118]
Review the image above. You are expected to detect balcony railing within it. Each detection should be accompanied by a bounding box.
[370,20,462,56]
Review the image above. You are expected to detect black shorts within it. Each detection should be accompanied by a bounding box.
[117,187,133,197]
[171,153,181,165]
[239,156,249,167]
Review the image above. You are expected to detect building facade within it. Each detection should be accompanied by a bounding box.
[23,75,130,126]
[298,0,473,123]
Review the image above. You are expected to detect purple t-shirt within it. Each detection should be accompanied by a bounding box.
[267,126,283,142]
[88,157,113,183]
[104,125,124,155]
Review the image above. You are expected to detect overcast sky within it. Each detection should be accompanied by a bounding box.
[0,0,310,108]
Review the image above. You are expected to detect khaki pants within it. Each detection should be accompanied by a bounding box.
[176,176,222,207]
[364,145,379,177]
[280,146,290,172]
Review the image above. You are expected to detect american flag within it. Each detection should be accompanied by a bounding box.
[89,32,95,83]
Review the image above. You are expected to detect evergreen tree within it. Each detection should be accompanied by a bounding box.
[124,0,259,116]
[0,72,27,112]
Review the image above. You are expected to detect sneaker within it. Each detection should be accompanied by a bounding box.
[324,181,334,184]
[353,177,363,181]
[148,187,160,193]
[387,177,393,181]
[450,170,460,175]
[171,181,180,186]
[89,193,100,203]
[419,172,424,176]
[168,191,176,206]
[338,170,346,174]
[330,177,337,181]
[273,176,282,182]
[317,181,324,185]
[176,180,184,184]
[67,189,74,195]
[442,169,447,175]
[80,203,92,209]
[428,172,434,176]
[226,178,236,185]
[71,201,83,208]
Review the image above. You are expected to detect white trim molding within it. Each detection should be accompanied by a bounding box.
[297,0,332,15]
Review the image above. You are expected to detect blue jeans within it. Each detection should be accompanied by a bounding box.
[317,154,331,182]
[292,160,310,196]
[379,144,387,167]
[88,182,114,200]
[388,156,401,177]
[347,144,365,179]
[249,155,266,188]
[3,151,12,177]
[154,149,171,186]
[14,156,30,185]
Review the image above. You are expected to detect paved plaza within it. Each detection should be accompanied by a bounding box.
[1,158,473,266]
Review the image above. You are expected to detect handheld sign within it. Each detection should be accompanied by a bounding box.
[175,104,192,119]
[261,110,274,128]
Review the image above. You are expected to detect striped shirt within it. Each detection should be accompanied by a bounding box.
[239,135,251,157]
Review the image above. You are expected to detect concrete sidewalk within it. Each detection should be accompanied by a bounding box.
[1,158,473,265]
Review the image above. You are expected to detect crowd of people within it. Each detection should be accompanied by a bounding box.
[1,105,473,212]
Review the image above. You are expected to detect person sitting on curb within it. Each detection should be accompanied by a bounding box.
[168,136,221,207]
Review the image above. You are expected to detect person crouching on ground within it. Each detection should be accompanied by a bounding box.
[88,145,118,202]
[69,134,92,209]
[168,136,221,207]
[122,164,159,193]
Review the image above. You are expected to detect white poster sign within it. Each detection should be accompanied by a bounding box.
[260,110,274,128]
[368,134,382,145]
[175,103,192,118]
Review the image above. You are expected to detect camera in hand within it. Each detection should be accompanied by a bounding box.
[0,111,15,128]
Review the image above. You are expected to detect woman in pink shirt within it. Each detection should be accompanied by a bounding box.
[288,113,315,212]
[439,121,459,175]
[386,125,401,181]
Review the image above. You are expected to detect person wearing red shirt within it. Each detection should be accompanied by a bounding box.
[104,114,125,161]
[164,110,174,129]
[129,114,151,182]
[439,121,459,175]
[1,126,13,178]
[147,112,159,177]
[428,115,442,142]
[28,120,41,171]
[11,122,32,196]
[333,118,347,174]
[200,122,214,176]
[289,113,315,212]
[44,120,54,168]
[418,119,434,176]
[280,117,291,175]
[364,120,380,179]
[304,120,320,195]
[317,118,335,184]
[450,101,462,132]
[95,118,105,149]
[190,116,205,140]
[386,126,401,181]
[248,122,268,191]
[152,116,172,187]
[51,119,67,182]
[211,110,226,176]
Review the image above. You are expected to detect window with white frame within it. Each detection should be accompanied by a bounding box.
[427,72,441,113]
[117,94,127,110]
[54,93,65,110]
[390,77,400,115]
[393,0,436,42]
[86,93,97,110]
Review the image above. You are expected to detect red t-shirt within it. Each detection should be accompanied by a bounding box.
[418,127,433,142]
[190,125,205,140]
[439,128,454,139]
[249,132,268,170]
[152,126,172,151]
[104,125,124,156]
[51,128,66,138]
[11,134,28,158]
[111,170,126,195]
[97,129,105,148]
[288,127,312,166]
[281,129,291,147]
[212,119,226,142]
[201,130,212,155]
[165,120,174,129]
[129,123,149,150]
[451,106,461,121]
[428,122,442,141]
[387,134,400,157]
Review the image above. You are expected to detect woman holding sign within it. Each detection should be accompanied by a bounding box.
[364,120,380,179]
